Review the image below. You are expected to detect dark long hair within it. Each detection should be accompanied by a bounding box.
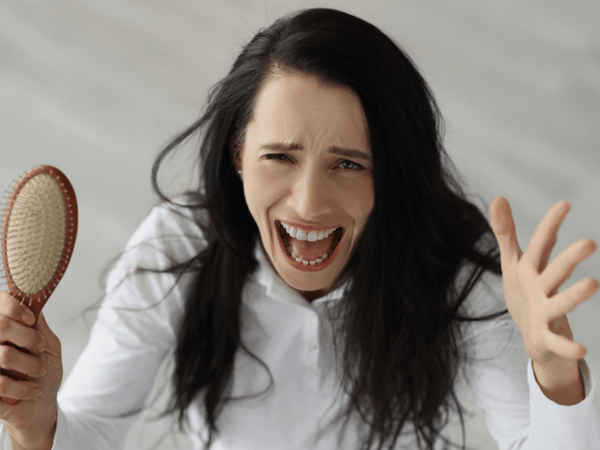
[151,8,505,449]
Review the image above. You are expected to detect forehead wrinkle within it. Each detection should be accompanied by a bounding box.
[251,74,370,156]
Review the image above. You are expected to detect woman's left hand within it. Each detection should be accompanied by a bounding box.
[489,197,598,370]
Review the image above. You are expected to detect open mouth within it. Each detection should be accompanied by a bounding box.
[276,220,344,267]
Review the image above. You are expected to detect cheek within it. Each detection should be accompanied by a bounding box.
[242,167,283,229]
[342,179,374,227]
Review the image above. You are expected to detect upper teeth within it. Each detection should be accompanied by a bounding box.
[280,222,338,242]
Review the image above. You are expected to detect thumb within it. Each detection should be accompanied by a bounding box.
[489,196,522,268]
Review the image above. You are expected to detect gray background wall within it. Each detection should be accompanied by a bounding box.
[1,1,599,448]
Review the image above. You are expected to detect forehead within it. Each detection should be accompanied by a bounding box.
[248,74,370,151]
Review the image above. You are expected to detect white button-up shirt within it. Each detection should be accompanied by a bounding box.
[2,203,599,449]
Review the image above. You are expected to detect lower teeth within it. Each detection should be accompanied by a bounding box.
[281,223,342,265]
[290,250,328,265]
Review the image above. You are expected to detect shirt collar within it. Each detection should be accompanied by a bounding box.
[251,239,347,306]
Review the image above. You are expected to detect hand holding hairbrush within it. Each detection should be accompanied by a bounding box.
[0,165,77,406]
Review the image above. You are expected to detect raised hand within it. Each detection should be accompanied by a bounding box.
[489,197,598,373]
[0,292,62,449]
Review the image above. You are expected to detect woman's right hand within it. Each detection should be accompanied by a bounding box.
[0,292,63,449]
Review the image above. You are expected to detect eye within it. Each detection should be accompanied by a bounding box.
[264,153,292,163]
[338,159,366,171]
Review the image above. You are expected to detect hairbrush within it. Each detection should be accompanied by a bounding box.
[0,165,78,406]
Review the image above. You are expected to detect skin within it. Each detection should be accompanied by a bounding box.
[489,197,598,405]
[237,73,374,301]
[0,294,60,450]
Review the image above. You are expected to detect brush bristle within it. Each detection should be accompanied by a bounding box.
[4,174,67,294]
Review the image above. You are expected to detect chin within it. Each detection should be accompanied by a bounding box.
[280,270,334,292]
[273,246,348,294]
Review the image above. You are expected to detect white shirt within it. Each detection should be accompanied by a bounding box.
[2,202,599,449]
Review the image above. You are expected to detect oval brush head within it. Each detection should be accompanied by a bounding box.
[0,165,78,405]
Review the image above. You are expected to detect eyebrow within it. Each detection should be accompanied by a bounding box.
[259,143,372,161]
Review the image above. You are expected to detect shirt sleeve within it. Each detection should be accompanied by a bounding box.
[51,268,179,449]
[461,273,600,450]
[0,203,204,449]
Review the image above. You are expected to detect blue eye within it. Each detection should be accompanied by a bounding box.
[264,153,292,162]
[338,159,365,170]
[264,154,366,171]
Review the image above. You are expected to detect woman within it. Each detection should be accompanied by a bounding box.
[0,7,598,450]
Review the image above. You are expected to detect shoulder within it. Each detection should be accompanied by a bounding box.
[99,197,209,335]
[103,196,209,304]
[455,264,515,345]
[120,196,209,271]
[454,228,506,321]
[459,268,505,318]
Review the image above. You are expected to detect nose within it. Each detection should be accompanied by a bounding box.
[288,164,333,221]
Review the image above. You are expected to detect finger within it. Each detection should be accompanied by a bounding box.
[0,292,45,354]
[547,277,600,319]
[489,197,523,269]
[543,330,586,360]
[0,373,42,401]
[0,315,46,355]
[525,201,570,272]
[0,345,46,379]
[541,238,597,295]
[0,292,36,327]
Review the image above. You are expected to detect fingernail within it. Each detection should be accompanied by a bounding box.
[37,340,46,353]
[22,313,35,326]
[33,387,42,396]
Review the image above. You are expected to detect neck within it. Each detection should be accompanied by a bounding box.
[298,289,327,302]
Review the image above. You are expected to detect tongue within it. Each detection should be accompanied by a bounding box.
[289,233,335,262]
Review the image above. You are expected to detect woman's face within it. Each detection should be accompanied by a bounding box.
[237,74,374,300]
